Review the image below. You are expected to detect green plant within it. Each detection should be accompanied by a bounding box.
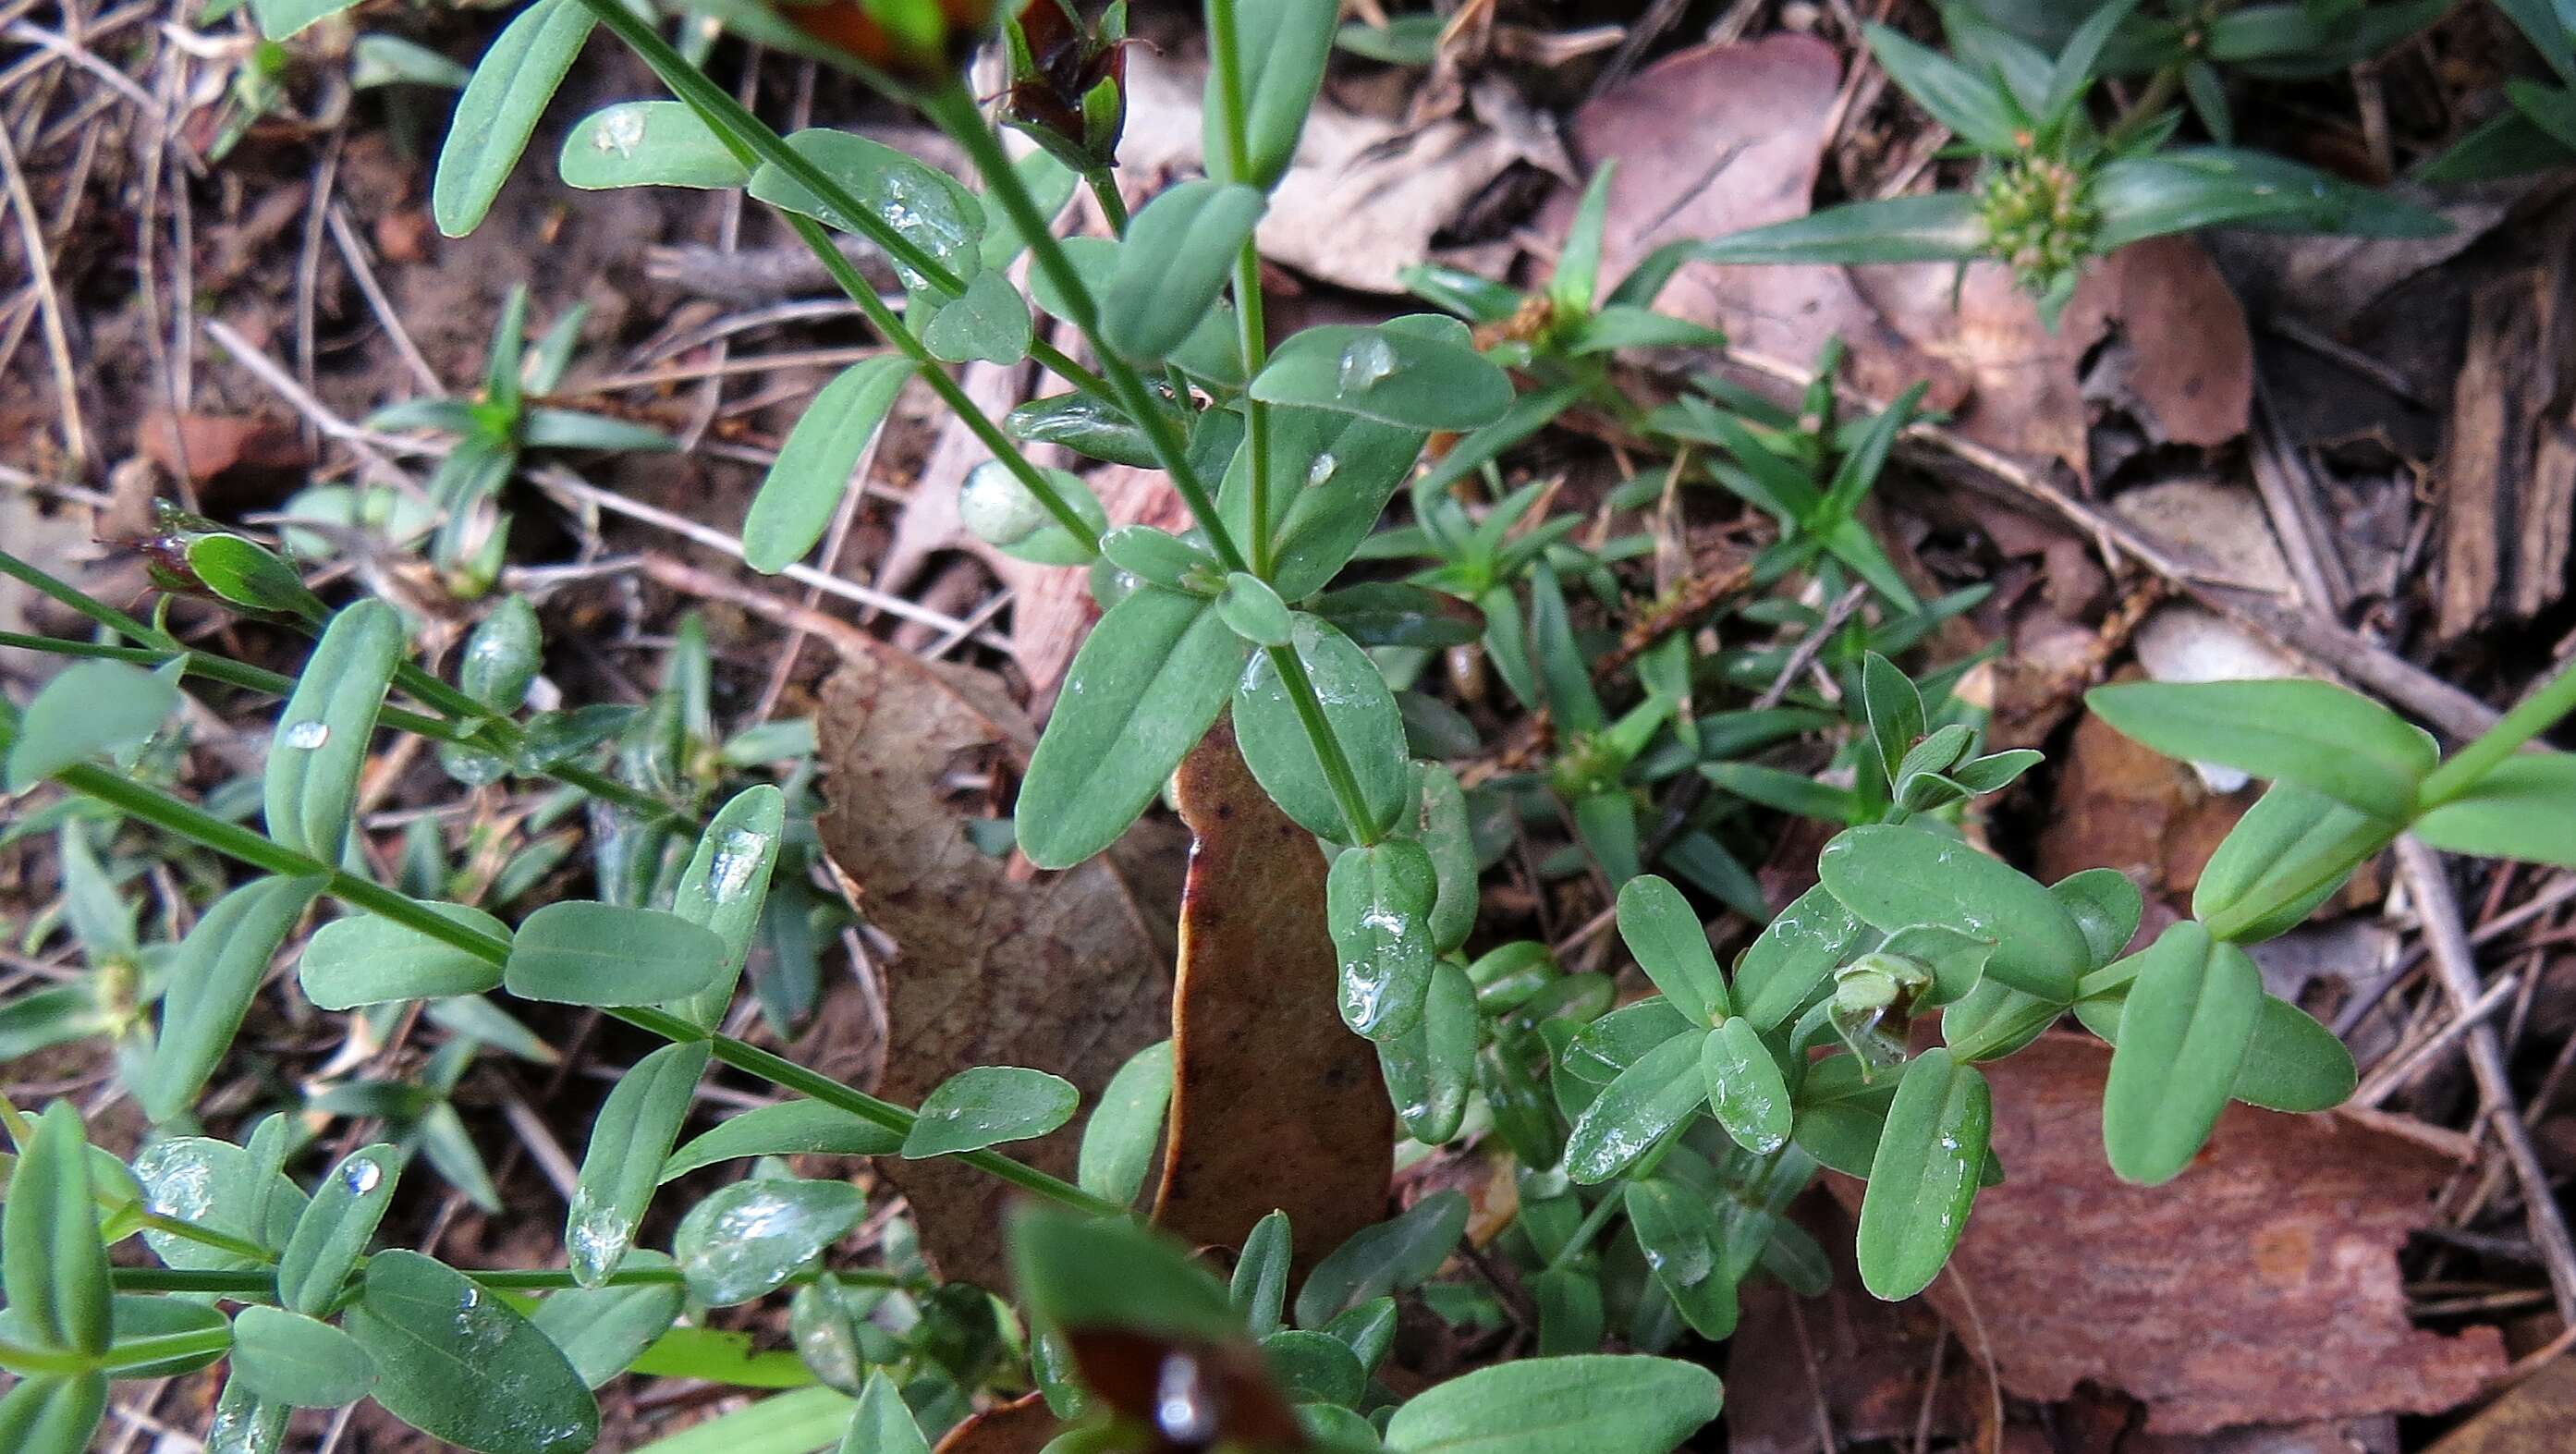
[6,1,2571,1451]
[2424,0,2576,177]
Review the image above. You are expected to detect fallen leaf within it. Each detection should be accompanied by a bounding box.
[2033,680,2249,915]
[2421,1354,2576,1454]
[934,1392,1058,1454]
[1120,50,1523,294]
[1828,1036,2507,1434]
[137,410,309,483]
[1154,720,1393,1275]
[2110,484,2296,595]
[814,641,1180,1289]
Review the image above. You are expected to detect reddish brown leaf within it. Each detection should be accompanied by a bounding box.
[1828,1036,2506,1434]
[933,1392,1058,1454]
[814,641,1179,1289]
[137,410,308,483]
[1154,720,1393,1276]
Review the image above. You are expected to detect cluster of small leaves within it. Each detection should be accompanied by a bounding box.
[1678,0,2448,317]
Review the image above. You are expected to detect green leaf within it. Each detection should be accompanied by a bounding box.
[1818,825,2086,1001]
[1733,884,1870,1032]
[1104,180,1267,361]
[1383,1355,1723,1454]
[666,785,788,1029]
[187,533,328,619]
[2093,147,2450,249]
[1210,0,1338,189]
[1231,1210,1293,1338]
[504,902,726,1006]
[2049,867,2143,969]
[1227,407,1431,600]
[1005,391,1165,469]
[921,270,1033,365]
[742,359,915,574]
[1624,1178,1735,1338]
[458,595,543,713]
[675,1178,868,1307]
[1867,22,2023,150]
[299,902,509,1009]
[4,1103,109,1355]
[433,0,595,237]
[275,1145,400,1315]
[1077,1039,1173,1206]
[2226,995,2358,1112]
[1549,164,1617,313]
[1007,1207,1243,1344]
[567,1041,709,1287]
[1564,1031,1705,1184]
[1325,838,1439,1040]
[100,1295,230,1379]
[1216,572,1296,648]
[129,1137,304,1274]
[1691,192,1985,267]
[2100,923,2262,1184]
[2414,754,2576,867]
[529,1253,685,1388]
[348,1252,597,1453]
[662,1102,902,1183]
[1561,997,1697,1084]
[1790,1055,1898,1175]
[1702,1019,1791,1155]
[2192,780,2386,942]
[900,1066,1079,1157]
[1017,589,1248,869]
[1264,1328,1368,1406]
[1251,324,1515,432]
[6,660,179,791]
[2085,678,2436,823]
[748,129,984,290]
[558,101,751,190]
[1415,764,1478,954]
[1236,616,1410,842]
[1615,874,1729,1027]
[0,1374,106,1454]
[146,875,326,1123]
[1861,653,1926,786]
[841,1369,930,1454]
[1380,960,1477,1144]
[1855,1048,1990,1301]
[265,599,406,866]
[228,1306,376,1409]
[1295,1190,1468,1328]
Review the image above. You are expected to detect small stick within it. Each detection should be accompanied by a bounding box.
[2396,837,2576,1326]
[2352,971,2517,1108]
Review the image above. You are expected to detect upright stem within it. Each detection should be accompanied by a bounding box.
[2421,655,2576,806]
[1205,0,1278,576]
[1083,168,1129,234]
[924,85,1251,578]
[1270,646,1381,846]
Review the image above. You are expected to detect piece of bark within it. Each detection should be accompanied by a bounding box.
[1825,1036,2507,1434]
[813,641,1179,1289]
[1154,720,1394,1276]
[934,1393,1058,1454]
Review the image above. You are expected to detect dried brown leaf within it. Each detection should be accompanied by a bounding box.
[1154,720,1393,1274]
[137,410,308,483]
[814,642,1179,1289]
[1828,1036,2506,1434]
[934,1392,1058,1454]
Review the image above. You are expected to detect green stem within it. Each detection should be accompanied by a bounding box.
[923,84,1251,578]
[1206,0,1278,576]
[2421,656,2576,807]
[101,1327,234,1372]
[41,761,1121,1220]
[1544,1186,1628,1277]
[0,1338,93,1377]
[565,0,1111,405]
[1267,644,1381,847]
[1082,168,1129,234]
[108,1261,910,1297]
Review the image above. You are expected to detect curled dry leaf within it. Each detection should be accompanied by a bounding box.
[814,641,1179,1289]
[1154,719,1394,1275]
[1827,1036,2505,1434]
[934,1391,1058,1454]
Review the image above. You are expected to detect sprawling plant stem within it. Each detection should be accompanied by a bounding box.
[2423,655,2576,805]
[1204,0,1279,577]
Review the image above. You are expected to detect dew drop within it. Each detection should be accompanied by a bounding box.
[959,459,1052,548]
[596,108,646,158]
[707,827,770,903]
[342,1156,383,1195]
[1154,1351,1218,1445]
[1305,452,1338,488]
[1336,335,1398,393]
[284,719,330,749]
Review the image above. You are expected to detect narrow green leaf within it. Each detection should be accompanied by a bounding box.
[433,0,595,236]
[2049,867,2143,969]
[1380,960,1477,1144]
[275,1145,400,1315]
[2094,147,2449,248]
[1383,1355,1723,1454]
[840,1369,930,1454]
[1817,825,2088,1001]
[662,1102,902,1183]
[1210,0,1338,189]
[1691,193,1985,267]
[1231,1211,1293,1338]
[504,902,726,1006]
[1325,838,1439,1041]
[2413,754,2576,867]
[1615,875,1729,1027]
[347,1251,598,1453]
[568,1041,710,1286]
[2101,923,2261,1183]
[1250,324,1515,432]
[743,359,914,574]
[0,1373,106,1454]
[920,271,1033,364]
[900,1066,1079,1157]
[299,902,509,1009]
[3,1103,109,1356]
[265,599,406,865]
[1104,180,1267,361]
[2085,678,2436,822]
[666,785,787,1029]
[1216,572,1295,648]
[1564,1031,1705,1184]
[1295,1190,1468,1328]
[1415,764,1478,954]
[1867,22,2024,149]
[529,1253,685,1388]
[1701,1019,1791,1155]
[1018,590,1247,870]
[558,101,751,190]
[1009,1207,1246,1344]
[6,661,179,791]
[228,1307,376,1409]
[129,1137,305,1274]
[1077,1039,1173,1206]
[1855,1048,1990,1301]
[674,1178,867,1307]
[747,129,984,290]
[146,875,326,1123]
[1624,1179,1735,1338]
[1732,884,1870,1032]
[2191,780,2386,942]
[1235,615,1410,842]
